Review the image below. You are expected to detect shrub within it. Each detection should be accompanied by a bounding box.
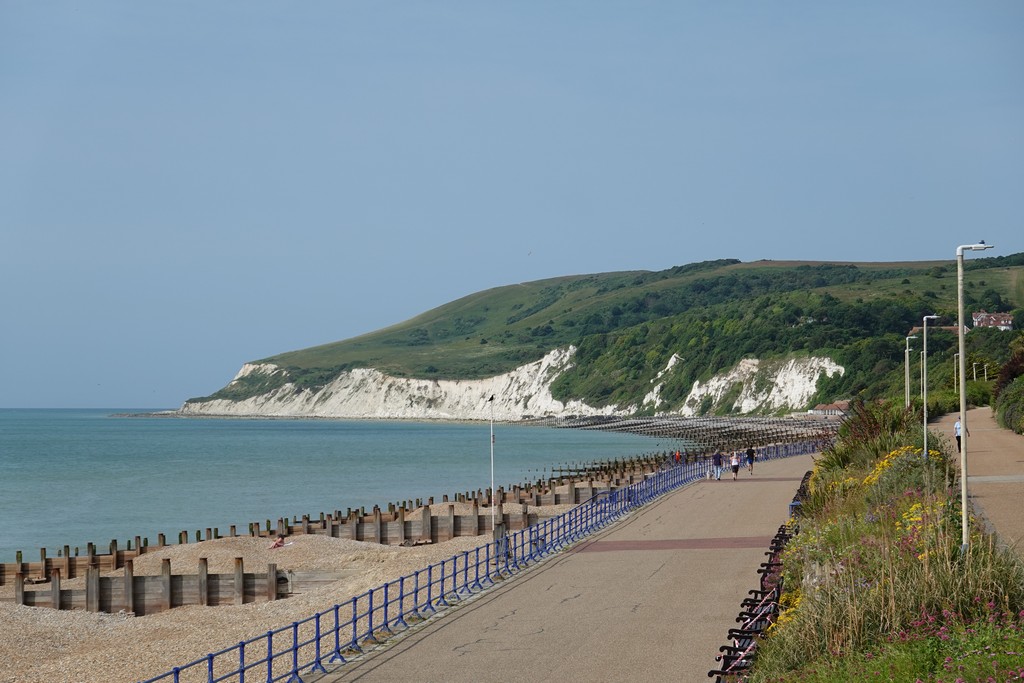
[995,375,1024,434]
[750,410,1024,682]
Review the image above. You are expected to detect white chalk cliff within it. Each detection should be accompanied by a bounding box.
[180,347,844,421]
[673,356,845,416]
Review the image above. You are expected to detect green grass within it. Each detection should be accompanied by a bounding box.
[188,255,1024,405]
[746,401,1024,683]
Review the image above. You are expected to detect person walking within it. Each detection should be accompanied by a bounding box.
[712,450,723,480]
[746,446,756,475]
[730,451,741,481]
[954,419,969,452]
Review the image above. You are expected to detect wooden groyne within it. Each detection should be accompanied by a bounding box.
[0,453,668,587]
[8,558,282,616]
[544,414,840,452]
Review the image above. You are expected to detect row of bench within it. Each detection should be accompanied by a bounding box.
[707,470,812,681]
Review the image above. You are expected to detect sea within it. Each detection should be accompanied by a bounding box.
[0,409,668,563]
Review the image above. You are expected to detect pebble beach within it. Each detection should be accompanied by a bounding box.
[0,502,576,683]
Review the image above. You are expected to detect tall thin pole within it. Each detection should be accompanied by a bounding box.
[957,241,994,552]
[905,335,917,409]
[905,343,910,408]
[922,315,938,458]
[489,395,495,531]
[958,250,969,550]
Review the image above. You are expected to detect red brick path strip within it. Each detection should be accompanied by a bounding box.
[575,536,775,552]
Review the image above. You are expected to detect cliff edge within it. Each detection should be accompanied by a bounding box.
[179,348,844,421]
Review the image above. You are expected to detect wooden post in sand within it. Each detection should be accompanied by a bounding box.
[14,573,24,606]
[234,557,244,606]
[396,507,406,545]
[349,510,360,542]
[161,559,172,612]
[51,568,61,610]
[85,567,99,612]
[198,558,209,607]
[469,499,479,535]
[445,504,455,541]
[123,560,134,615]
[371,507,382,544]
[267,563,277,601]
[420,505,432,544]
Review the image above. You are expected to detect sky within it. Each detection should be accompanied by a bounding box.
[2,2,1022,409]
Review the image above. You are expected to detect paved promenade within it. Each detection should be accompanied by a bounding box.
[934,406,1024,561]
[313,452,816,682]
[310,409,1024,682]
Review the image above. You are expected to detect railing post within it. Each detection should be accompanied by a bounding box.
[411,569,422,618]
[366,588,376,644]
[286,622,302,683]
[328,604,346,663]
[379,582,393,636]
[309,613,327,674]
[471,547,483,589]
[265,630,274,683]
[393,576,408,629]
[436,561,449,607]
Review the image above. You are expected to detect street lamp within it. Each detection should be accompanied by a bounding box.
[953,353,960,392]
[957,241,994,551]
[905,335,918,409]
[487,394,496,532]
[972,362,979,382]
[922,314,939,459]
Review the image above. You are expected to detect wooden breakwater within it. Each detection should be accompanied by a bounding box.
[4,557,347,616]
[0,454,669,588]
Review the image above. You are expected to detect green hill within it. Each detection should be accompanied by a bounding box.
[194,254,1024,412]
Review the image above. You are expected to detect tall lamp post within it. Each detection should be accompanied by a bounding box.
[905,335,918,409]
[487,394,496,531]
[957,241,994,551]
[922,314,939,459]
[953,353,960,393]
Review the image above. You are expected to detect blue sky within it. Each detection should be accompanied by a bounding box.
[2,2,1022,408]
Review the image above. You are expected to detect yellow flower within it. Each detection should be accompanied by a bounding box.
[862,445,917,487]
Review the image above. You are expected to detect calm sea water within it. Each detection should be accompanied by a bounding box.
[0,409,667,562]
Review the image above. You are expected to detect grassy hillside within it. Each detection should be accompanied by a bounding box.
[193,254,1024,411]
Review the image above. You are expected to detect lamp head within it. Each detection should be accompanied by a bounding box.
[958,241,994,255]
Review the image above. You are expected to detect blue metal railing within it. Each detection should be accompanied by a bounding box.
[138,439,821,683]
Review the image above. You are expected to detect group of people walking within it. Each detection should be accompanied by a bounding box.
[710,446,758,481]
